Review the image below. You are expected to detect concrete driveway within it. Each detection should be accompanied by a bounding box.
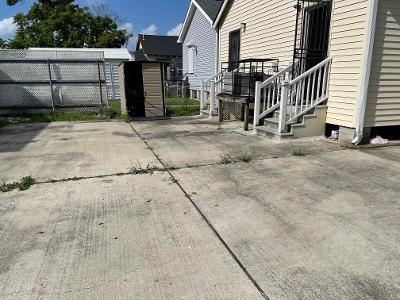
[0,118,399,299]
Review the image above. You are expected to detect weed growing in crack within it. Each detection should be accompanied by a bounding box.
[291,147,306,157]
[0,176,35,192]
[145,196,153,203]
[129,160,170,175]
[219,148,255,164]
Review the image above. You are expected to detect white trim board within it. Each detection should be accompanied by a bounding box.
[178,0,214,43]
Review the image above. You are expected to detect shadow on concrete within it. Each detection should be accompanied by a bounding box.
[0,123,49,153]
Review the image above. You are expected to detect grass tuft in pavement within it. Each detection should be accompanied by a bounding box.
[291,147,306,157]
[219,148,255,164]
[0,176,35,193]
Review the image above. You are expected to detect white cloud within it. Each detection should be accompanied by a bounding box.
[140,24,158,35]
[119,22,134,34]
[119,22,135,49]
[0,17,17,38]
[167,23,183,36]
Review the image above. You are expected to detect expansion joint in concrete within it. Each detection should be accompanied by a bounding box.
[128,122,271,300]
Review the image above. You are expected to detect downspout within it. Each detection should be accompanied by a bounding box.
[353,0,379,145]
[215,27,219,74]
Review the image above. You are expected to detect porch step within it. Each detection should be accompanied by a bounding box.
[255,126,294,140]
[263,117,289,132]
[255,105,328,139]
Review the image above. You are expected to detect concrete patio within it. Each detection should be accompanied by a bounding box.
[0,117,399,299]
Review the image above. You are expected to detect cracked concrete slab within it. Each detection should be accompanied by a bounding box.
[0,121,161,183]
[131,117,342,168]
[0,172,263,299]
[172,146,400,299]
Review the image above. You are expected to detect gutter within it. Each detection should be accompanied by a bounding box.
[353,0,379,145]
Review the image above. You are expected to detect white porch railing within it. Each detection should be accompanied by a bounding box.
[200,71,223,115]
[253,63,295,126]
[254,56,332,133]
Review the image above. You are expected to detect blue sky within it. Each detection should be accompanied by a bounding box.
[0,0,190,49]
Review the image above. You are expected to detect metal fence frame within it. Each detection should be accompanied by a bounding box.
[0,49,107,114]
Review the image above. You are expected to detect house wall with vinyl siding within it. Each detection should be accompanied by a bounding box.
[218,0,298,69]
[365,0,400,127]
[326,0,369,128]
[219,0,400,130]
[182,8,217,91]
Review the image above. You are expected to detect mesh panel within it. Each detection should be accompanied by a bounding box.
[0,84,53,108]
[221,101,243,121]
[0,49,106,114]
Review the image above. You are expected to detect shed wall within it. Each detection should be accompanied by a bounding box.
[142,63,165,117]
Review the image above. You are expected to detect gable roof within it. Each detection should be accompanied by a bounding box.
[196,0,224,22]
[136,34,182,57]
[178,0,224,43]
[213,0,230,28]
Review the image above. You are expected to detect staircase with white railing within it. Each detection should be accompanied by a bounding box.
[253,57,333,139]
[200,71,223,117]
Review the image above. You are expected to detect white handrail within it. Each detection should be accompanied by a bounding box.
[253,57,333,133]
[289,57,332,85]
[253,63,295,127]
[261,64,294,88]
[285,57,333,125]
[201,70,224,114]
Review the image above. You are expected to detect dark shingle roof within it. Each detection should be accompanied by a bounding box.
[136,34,182,57]
[133,49,148,61]
[195,0,224,21]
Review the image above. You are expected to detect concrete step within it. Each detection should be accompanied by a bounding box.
[254,105,328,139]
[254,126,294,140]
[263,117,289,132]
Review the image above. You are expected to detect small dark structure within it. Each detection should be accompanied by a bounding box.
[133,34,182,82]
[119,61,165,118]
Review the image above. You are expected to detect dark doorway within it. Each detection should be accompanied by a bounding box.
[293,0,332,76]
[229,30,241,71]
[124,63,145,117]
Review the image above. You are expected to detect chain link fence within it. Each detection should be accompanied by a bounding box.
[0,49,107,115]
[164,81,190,98]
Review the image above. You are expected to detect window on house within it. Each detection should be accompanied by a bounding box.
[188,46,195,74]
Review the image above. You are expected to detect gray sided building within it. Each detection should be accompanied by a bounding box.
[178,0,224,98]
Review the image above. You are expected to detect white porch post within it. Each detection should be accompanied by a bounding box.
[210,81,216,116]
[278,81,289,133]
[253,81,262,129]
[200,81,205,110]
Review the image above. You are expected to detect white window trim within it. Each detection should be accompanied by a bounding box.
[188,45,196,74]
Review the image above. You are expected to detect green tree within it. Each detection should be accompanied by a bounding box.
[0,38,8,49]
[7,0,131,49]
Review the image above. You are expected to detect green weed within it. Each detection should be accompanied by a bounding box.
[0,176,35,193]
[291,147,306,157]
[219,148,255,164]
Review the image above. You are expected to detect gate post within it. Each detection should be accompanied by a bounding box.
[210,81,216,116]
[47,59,55,113]
[200,81,205,110]
[97,60,104,107]
[278,81,289,133]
